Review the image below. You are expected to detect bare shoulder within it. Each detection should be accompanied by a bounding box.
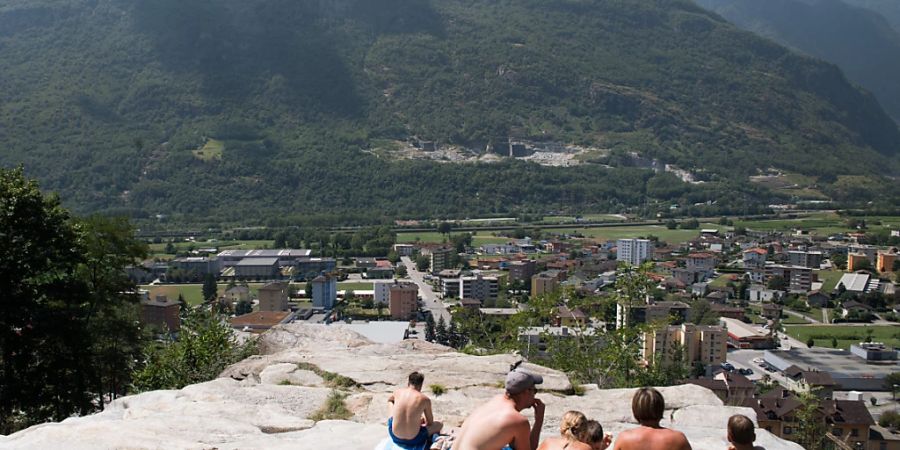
[666,428,692,449]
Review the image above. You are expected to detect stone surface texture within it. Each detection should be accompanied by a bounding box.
[0,323,803,450]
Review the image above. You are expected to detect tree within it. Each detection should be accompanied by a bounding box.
[202,273,218,302]
[806,337,815,348]
[235,300,253,315]
[416,255,430,272]
[665,219,678,230]
[133,307,256,391]
[437,222,453,237]
[435,316,449,346]
[424,314,436,342]
[794,391,826,449]
[831,336,838,348]
[396,265,408,278]
[680,218,700,229]
[767,275,787,291]
[0,168,147,433]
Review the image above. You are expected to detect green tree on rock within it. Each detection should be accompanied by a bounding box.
[202,273,218,302]
[0,168,147,433]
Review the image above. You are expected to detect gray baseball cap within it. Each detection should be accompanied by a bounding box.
[505,369,543,394]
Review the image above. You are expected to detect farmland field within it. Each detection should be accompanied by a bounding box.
[784,325,900,350]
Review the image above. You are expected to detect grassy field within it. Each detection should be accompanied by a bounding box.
[784,325,900,350]
[734,212,900,237]
[193,139,224,161]
[540,214,626,224]
[398,223,727,245]
[817,269,844,292]
[140,282,292,305]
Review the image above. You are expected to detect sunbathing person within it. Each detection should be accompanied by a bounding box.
[388,371,442,447]
[537,410,590,450]
[611,387,692,450]
[727,414,763,450]
[453,368,545,450]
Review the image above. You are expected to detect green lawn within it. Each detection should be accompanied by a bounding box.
[141,282,307,305]
[337,282,374,291]
[193,138,224,161]
[735,212,900,237]
[817,269,844,292]
[709,274,738,288]
[781,312,811,325]
[784,325,900,350]
[395,232,510,245]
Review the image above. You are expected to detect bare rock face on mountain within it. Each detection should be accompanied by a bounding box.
[0,324,803,450]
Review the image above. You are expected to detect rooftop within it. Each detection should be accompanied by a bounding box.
[234,257,279,266]
[838,272,870,292]
[229,311,293,329]
[765,347,899,379]
[218,249,311,258]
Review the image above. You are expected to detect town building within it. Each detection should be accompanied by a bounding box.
[459,274,499,302]
[783,366,838,398]
[229,311,293,333]
[686,253,718,277]
[787,250,823,269]
[373,280,393,305]
[171,256,219,275]
[388,282,419,320]
[258,281,289,312]
[642,323,727,367]
[518,326,600,358]
[765,264,813,293]
[720,317,775,349]
[616,300,690,329]
[763,347,899,391]
[742,248,768,269]
[233,257,279,279]
[616,238,652,266]
[392,244,416,256]
[430,247,454,274]
[294,257,336,281]
[311,274,337,310]
[745,388,874,448]
[848,253,871,272]
[507,260,536,283]
[531,271,562,297]
[837,272,877,294]
[140,294,181,332]
[223,285,251,303]
[685,372,754,405]
[217,249,311,268]
[877,250,897,273]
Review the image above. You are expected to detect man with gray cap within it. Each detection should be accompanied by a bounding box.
[453,367,545,450]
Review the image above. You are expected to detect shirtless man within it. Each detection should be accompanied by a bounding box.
[611,387,692,450]
[388,371,442,447]
[453,368,546,450]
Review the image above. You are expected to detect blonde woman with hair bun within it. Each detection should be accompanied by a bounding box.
[537,410,592,450]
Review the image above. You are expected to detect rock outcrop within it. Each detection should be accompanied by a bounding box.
[0,324,803,450]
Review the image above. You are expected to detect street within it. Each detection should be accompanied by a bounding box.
[401,256,451,324]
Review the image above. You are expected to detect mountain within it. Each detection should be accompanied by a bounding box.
[696,0,900,121]
[842,0,900,32]
[0,0,898,223]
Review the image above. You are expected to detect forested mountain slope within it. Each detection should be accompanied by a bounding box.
[697,0,900,121]
[1,0,898,224]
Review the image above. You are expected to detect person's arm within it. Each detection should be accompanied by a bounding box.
[512,418,534,450]
[679,435,693,450]
[424,398,434,426]
[529,398,545,450]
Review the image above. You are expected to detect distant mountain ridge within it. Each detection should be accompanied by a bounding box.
[697,0,900,121]
[0,0,898,222]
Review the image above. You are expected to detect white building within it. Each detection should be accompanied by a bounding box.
[616,239,652,266]
[373,280,393,305]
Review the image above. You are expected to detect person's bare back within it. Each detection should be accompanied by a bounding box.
[454,395,533,450]
[387,372,441,445]
[612,426,691,450]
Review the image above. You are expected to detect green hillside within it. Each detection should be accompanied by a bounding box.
[0,0,898,224]
[698,0,900,121]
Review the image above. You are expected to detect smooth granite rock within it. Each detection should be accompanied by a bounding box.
[0,323,804,450]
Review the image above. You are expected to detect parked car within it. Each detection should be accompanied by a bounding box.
[738,368,754,376]
[721,362,735,372]
[752,357,764,364]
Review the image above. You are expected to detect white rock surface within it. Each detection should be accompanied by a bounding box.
[0,323,803,450]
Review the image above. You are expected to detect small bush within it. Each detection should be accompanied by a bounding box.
[430,384,446,396]
[278,379,293,386]
[297,362,357,388]
[310,390,352,421]
[879,410,900,429]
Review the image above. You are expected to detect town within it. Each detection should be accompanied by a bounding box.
[130,214,900,450]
